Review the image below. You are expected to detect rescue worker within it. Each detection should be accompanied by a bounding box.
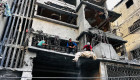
[72,42,95,62]
[82,42,92,51]
[67,38,77,54]
[37,40,48,48]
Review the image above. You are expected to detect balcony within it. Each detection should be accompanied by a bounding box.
[28,31,78,54]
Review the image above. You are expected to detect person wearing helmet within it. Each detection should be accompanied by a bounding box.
[82,42,92,51]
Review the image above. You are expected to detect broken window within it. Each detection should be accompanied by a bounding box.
[131,48,140,60]
[85,7,110,32]
[37,5,77,25]
[114,45,125,57]
[125,0,134,8]
[129,19,140,33]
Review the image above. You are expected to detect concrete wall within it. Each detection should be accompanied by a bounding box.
[113,0,140,25]
[100,62,107,80]
[77,4,85,34]
[0,70,22,80]
[32,18,79,41]
[0,0,13,40]
[21,51,36,80]
[77,4,91,35]
[76,0,81,7]
[36,0,76,10]
[112,0,140,59]
[93,43,119,60]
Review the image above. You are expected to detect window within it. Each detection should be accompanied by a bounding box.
[129,19,140,33]
[63,0,76,6]
[131,48,140,60]
[58,0,76,6]
[37,5,77,25]
[125,0,134,8]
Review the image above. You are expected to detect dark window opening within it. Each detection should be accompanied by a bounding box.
[125,0,134,8]
[131,48,140,60]
[85,7,110,32]
[60,40,67,47]
[85,34,108,47]
[59,0,76,6]
[129,19,140,33]
[37,6,76,25]
[112,29,117,35]
[114,45,125,57]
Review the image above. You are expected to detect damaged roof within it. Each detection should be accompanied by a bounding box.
[77,28,127,44]
[76,1,121,22]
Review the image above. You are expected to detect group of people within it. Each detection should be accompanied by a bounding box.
[37,38,93,54]
[67,38,92,54]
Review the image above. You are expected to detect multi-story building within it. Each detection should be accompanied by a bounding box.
[112,0,140,60]
[0,0,140,80]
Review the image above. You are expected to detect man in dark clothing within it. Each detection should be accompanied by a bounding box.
[67,38,77,54]
[82,42,92,51]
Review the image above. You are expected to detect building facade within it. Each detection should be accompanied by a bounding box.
[112,0,140,60]
[0,0,140,80]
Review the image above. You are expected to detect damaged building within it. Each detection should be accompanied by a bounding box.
[0,0,140,80]
[112,0,140,60]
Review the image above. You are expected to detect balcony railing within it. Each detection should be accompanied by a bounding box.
[31,32,78,53]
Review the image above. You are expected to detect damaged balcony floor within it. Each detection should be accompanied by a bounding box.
[28,46,75,57]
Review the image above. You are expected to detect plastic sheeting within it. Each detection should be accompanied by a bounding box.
[93,43,119,60]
